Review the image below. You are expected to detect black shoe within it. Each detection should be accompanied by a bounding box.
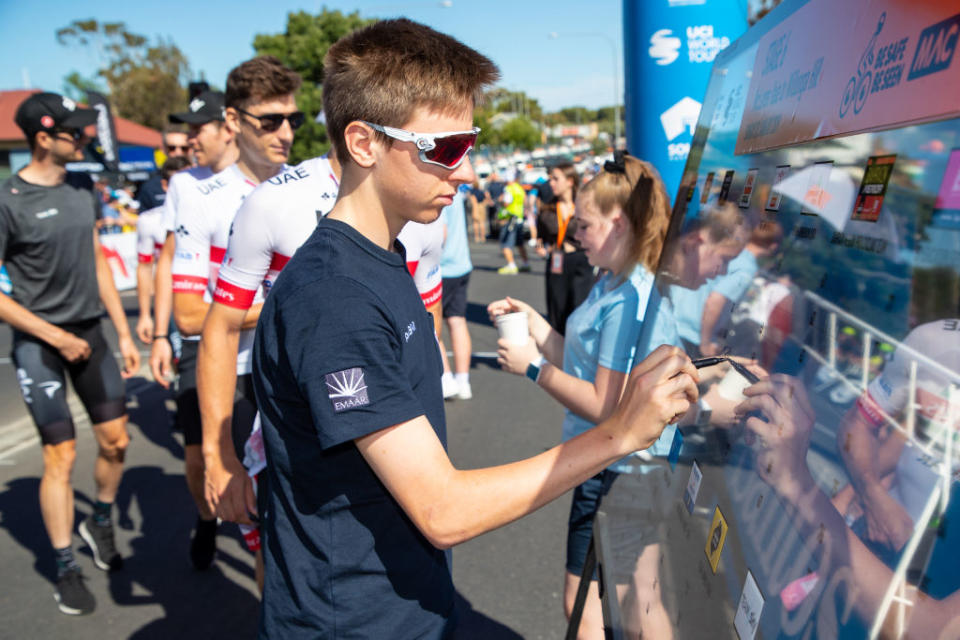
[518,264,532,272]
[79,516,123,572]
[190,517,218,570]
[54,568,95,615]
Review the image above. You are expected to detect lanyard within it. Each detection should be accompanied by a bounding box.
[556,201,574,247]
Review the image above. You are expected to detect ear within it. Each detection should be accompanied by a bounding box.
[611,208,628,232]
[343,120,378,169]
[682,229,705,253]
[224,107,242,137]
[34,131,54,153]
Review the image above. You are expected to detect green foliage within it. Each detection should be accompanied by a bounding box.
[62,71,105,103]
[253,9,374,164]
[498,117,541,151]
[56,20,190,131]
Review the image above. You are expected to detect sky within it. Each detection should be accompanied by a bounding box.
[0,0,624,113]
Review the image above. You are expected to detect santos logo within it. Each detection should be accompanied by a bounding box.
[660,96,701,141]
[649,29,682,65]
[660,96,701,162]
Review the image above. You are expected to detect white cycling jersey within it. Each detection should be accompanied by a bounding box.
[171,163,264,373]
[214,156,339,309]
[858,319,960,473]
[136,206,165,264]
[397,217,444,308]
[161,166,213,234]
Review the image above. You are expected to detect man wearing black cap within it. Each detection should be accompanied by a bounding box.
[145,89,241,570]
[0,91,141,615]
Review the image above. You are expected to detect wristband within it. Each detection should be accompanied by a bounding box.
[526,355,547,383]
[152,334,169,342]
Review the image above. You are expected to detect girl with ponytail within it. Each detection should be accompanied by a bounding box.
[488,151,681,639]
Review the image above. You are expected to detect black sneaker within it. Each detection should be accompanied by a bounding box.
[54,568,95,615]
[79,516,123,571]
[190,517,218,570]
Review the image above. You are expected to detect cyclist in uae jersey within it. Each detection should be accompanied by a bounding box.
[213,155,340,306]
[398,217,444,316]
[191,58,303,592]
[135,205,166,345]
[171,162,264,438]
[205,155,340,554]
[137,207,166,264]
[135,156,192,345]
[169,162,264,569]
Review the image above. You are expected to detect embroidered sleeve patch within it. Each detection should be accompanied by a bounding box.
[325,367,370,413]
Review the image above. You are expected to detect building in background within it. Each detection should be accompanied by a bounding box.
[0,89,162,182]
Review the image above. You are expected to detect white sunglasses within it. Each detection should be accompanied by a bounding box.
[362,121,481,169]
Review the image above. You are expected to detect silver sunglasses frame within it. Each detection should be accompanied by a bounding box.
[362,121,481,169]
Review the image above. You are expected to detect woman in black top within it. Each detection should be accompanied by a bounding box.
[538,162,595,335]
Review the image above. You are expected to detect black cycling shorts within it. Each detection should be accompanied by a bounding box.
[175,339,256,459]
[12,318,126,446]
[174,339,202,446]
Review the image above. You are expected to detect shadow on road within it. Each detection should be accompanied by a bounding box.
[111,464,259,638]
[465,302,494,328]
[125,376,182,461]
[0,477,90,582]
[453,591,524,639]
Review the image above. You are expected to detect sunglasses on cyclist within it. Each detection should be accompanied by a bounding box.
[362,121,480,170]
[238,108,306,133]
[51,129,85,143]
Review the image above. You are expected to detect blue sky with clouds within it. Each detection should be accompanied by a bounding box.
[0,0,625,112]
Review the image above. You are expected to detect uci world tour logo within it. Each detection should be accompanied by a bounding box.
[325,367,370,413]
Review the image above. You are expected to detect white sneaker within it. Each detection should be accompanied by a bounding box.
[456,382,472,400]
[442,375,459,400]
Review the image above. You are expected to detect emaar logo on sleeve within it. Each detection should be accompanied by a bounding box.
[325,367,370,413]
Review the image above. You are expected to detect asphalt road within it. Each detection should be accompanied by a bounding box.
[0,240,574,639]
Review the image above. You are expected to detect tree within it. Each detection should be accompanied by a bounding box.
[56,20,191,131]
[253,9,375,164]
[499,117,541,151]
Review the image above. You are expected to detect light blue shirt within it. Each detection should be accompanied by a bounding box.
[560,265,681,467]
[439,189,472,278]
[670,249,758,346]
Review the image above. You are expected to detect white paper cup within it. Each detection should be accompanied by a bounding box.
[716,365,751,402]
[496,311,529,346]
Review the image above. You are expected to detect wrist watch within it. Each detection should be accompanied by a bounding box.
[526,355,547,383]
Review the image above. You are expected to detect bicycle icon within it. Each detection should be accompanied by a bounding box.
[839,12,886,118]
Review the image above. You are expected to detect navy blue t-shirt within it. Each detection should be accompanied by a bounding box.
[253,217,453,639]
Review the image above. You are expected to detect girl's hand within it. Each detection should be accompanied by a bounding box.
[496,338,541,377]
[487,297,527,322]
